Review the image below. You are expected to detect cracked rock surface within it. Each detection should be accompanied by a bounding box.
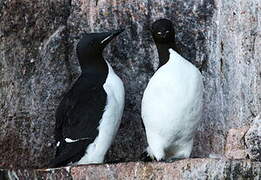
[245,114,261,161]
[0,0,260,169]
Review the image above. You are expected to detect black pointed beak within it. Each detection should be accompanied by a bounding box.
[100,29,125,46]
[112,28,125,37]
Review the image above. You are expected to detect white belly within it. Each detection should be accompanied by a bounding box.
[77,62,125,164]
[141,49,203,159]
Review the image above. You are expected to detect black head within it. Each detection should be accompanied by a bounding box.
[76,29,124,67]
[151,19,179,68]
[151,19,175,44]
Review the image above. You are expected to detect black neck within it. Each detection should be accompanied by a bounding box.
[80,55,108,76]
[155,42,179,68]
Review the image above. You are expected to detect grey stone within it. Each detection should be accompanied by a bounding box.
[245,114,261,161]
[0,0,71,168]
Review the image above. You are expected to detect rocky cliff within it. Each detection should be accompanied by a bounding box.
[0,0,260,178]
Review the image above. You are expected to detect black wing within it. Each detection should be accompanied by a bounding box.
[49,75,107,167]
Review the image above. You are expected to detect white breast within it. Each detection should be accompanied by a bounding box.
[141,48,203,159]
[77,61,125,164]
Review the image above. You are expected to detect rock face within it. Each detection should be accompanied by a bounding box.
[1,159,261,180]
[201,0,261,158]
[0,0,71,168]
[0,0,260,169]
[245,114,261,161]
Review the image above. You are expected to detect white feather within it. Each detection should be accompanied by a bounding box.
[56,141,60,147]
[77,61,125,164]
[64,137,90,143]
[141,48,203,161]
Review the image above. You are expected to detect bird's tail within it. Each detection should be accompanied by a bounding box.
[139,150,154,162]
[48,150,84,168]
[48,139,93,168]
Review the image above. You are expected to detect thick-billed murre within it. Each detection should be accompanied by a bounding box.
[141,19,203,161]
[49,29,125,168]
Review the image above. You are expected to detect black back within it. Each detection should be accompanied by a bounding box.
[49,74,107,167]
[49,30,124,168]
[151,19,179,68]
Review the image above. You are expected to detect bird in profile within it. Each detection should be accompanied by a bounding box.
[49,29,125,168]
[141,19,203,162]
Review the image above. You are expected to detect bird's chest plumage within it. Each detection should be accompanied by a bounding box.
[142,53,203,140]
[101,64,125,129]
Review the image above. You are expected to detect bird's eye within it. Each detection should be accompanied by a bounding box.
[157,32,162,35]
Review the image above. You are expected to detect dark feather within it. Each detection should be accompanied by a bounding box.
[50,71,107,167]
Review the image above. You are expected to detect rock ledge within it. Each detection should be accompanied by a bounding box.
[1,158,260,179]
